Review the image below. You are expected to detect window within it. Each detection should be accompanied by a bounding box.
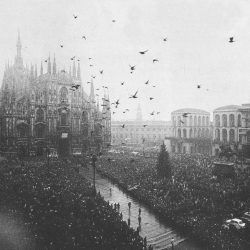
[222,129,227,143]
[36,108,44,122]
[229,129,235,143]
[229,114,235,127]
[222,114,227,127]
[238,114,241,127]
[215,114,220,127]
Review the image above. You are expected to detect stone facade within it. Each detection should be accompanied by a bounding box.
[0,33,111,157]
[167,108,212,154]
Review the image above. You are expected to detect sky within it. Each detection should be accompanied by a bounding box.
[0,0,250,121]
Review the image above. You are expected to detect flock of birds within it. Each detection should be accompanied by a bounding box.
[42,14,236,130]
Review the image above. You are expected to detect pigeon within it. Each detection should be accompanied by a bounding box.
[91,75,96,79]
[139,50,148,55]
[121,82,125,85]
[197,85,201,89]
[70,56,75,60]
[180,120,185,124]
[112,19,116,23]
[149,97,154,100]
[44,59,48,63]
[229,37,235,43]
[99,70,103,74]
[73,14,78,19]
[129,90,138,99]
[143,125,148,127]
[121,124,125,128]
[150,111,155,115]
[182,112,191,118]
[129,65,136,71]
[88,58,92,60]
[163,37,167,42]
[61,69,66,73]
[152,85,156,88]
[82,36,86,40]
[89,64,93,67]
[96,88,100,91]
[145,80,149,85]
[60,45,64,48]
[77,59,80,62]
[71,84,80,90]
[157,112,160,115]
[153,59,159,63]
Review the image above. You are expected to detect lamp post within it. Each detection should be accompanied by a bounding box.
[91,154,97,191]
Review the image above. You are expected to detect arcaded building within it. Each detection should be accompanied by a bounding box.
[0,33,111,157]
[213,104,250,156]
[167,108,212,154]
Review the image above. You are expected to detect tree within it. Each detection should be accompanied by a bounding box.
[157,143,171,178]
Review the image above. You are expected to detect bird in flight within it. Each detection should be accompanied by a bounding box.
[44,59,48,63]
[180,120,185,124]
[121,124,125,128]
[60,44,64,48]
[70,84,81,90]
[182,112,191,118]
[82,36,86,40]
[139,50,148,55]
[112,19,116,23]
[96,88,100,91]
[163,37,167,42]
[157,112,160,115]
[73,14,78,19]
[99,70,103,74]
[61,69,66,73]
[143,125,148,127]
[152,85,156,88]
[89,64,93,67]
[70,56,75,60]
[153,59,159,63]
[150,111,155,116]
[129,90,138,99]
[145,80,149,85]
[229,37,235,43]
[197,85,201,89]
[129,65,136,71]
[149,97,154,100]
[88,57,92,60]
[91,75,96,79]
[121,82,125,85]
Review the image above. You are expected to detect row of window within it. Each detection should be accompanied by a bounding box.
[214,114,241,127]
[176,128,210,138]
[172,115,210,127]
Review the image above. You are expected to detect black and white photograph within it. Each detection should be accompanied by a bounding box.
[0,0,250,249]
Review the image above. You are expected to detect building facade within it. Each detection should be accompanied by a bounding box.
[212,104,250,156]
[0,33,111,157]
[111,105,172,146]
[166,108,212,154]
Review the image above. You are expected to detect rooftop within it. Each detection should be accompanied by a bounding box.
[214,105,242,112]
[172,108,209,115]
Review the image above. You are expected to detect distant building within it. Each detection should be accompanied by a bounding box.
[166,108,212,154]
[111,104,172,146]
[0,33,111,157]
[212,104,250,156]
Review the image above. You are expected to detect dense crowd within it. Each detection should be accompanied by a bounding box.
[97,150,250,249]
[0,157,146,250]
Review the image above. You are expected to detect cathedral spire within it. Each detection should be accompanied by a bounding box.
[40,62,43,75]
[35,64,37,78]
[47,55,51,74]
[77,62,81,80]
[90,78,95,102]
[53,54,56,75]
[15,31,23,67]
[73,60,76,78]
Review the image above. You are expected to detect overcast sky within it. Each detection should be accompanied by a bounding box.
[0,0,250,121]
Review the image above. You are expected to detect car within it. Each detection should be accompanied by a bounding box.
[241,212,250,225]
[223,218,246,230]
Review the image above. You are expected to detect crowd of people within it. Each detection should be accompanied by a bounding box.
[97,150,250,249]
[0,156,148,250]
